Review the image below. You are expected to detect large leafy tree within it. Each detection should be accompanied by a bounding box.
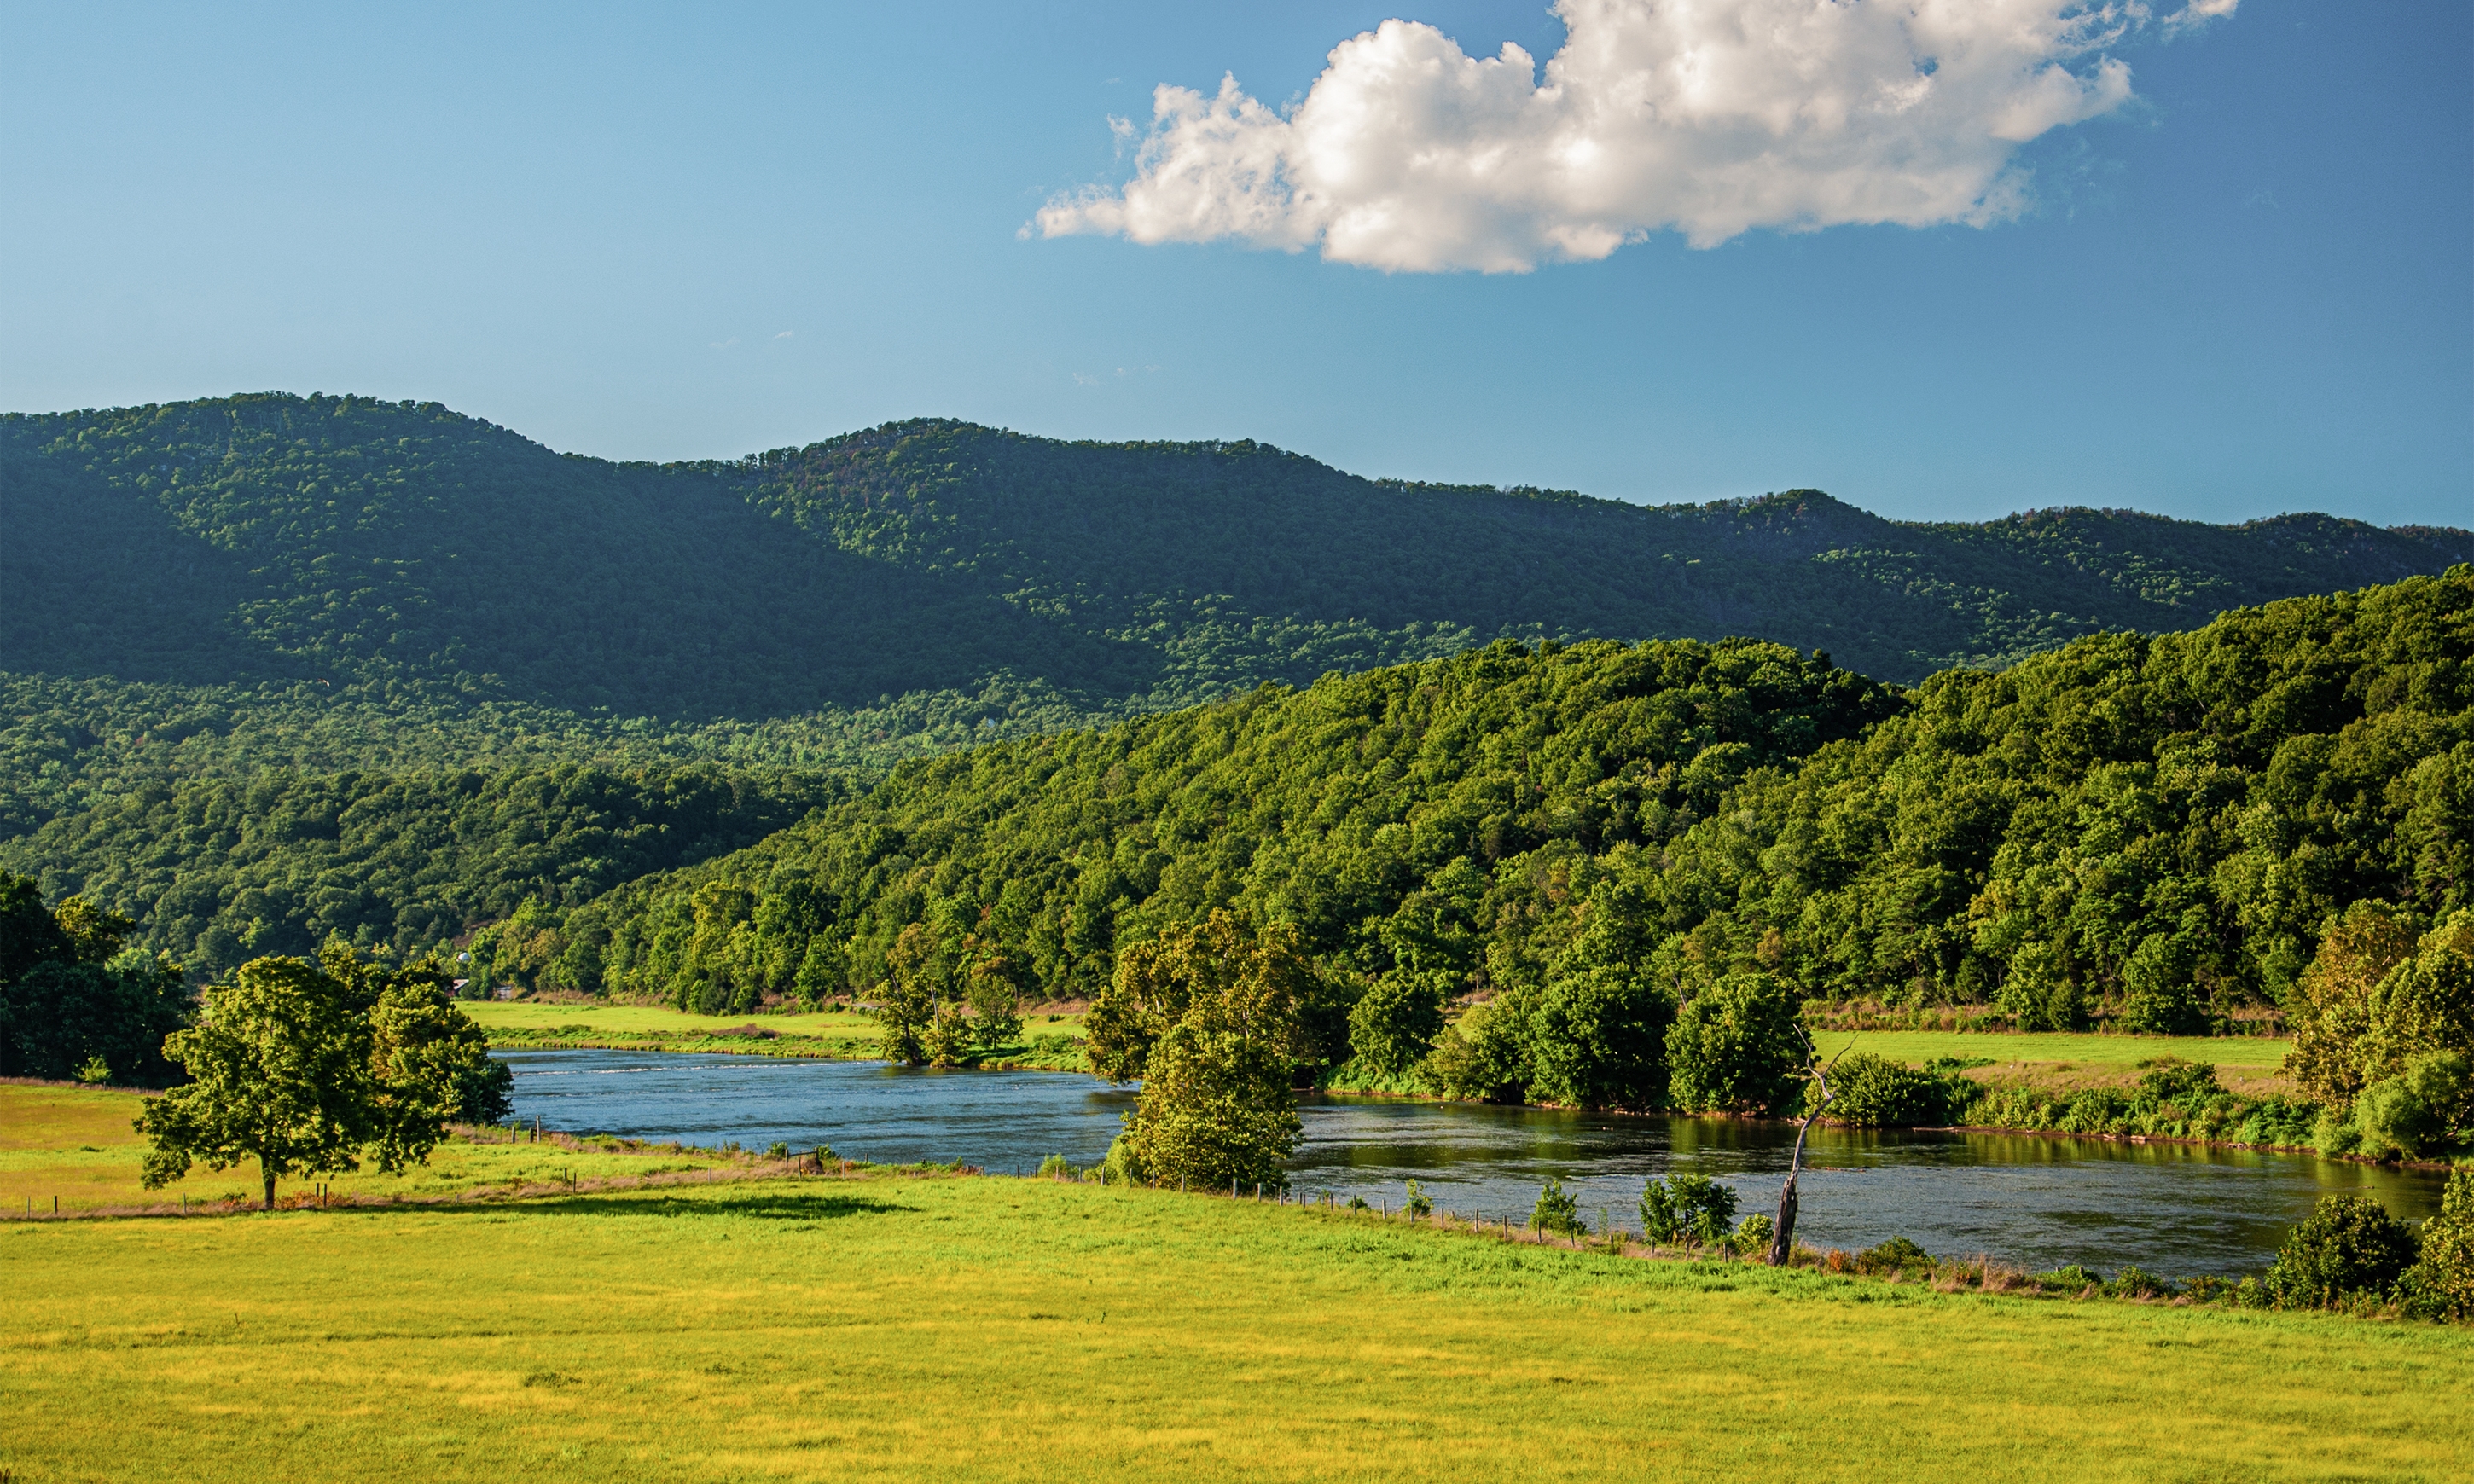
[136,948,509,1209]
[1099,912,1311,1189]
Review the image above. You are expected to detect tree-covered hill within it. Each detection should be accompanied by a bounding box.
[6,393,2464,823]
[549,571,2470,1067]
[0,763,844,975]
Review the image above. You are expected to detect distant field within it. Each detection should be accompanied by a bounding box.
[461,1001,875,1036]
[1830,1029,2293,1072]
[0,1084,738,1214]
[462,1000,1087,1041]
[3,1174,2466,1482]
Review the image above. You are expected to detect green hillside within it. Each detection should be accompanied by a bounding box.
[551,572,2470,1088]
[6,392,2465,833]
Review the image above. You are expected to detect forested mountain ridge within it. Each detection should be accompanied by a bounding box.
[7,393,2464,791]
[544,571,2471,1064]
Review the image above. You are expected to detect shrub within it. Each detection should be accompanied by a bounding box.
[1855,1237,1934,1277]
[2313,1110,2363,1157]
[1664,971,1804,1115]
[1731,1213,1774,1259]
[2263,1195,2419,1309]
[2106,1265,2175,1299]
[2402,1168,2474,1321]
[1420,998,1528,1103]
[2036,1264,2105,1292]
[1640,1174,1738,1247]
[1829,1053,1952,1127]
[2353,1052,2470,1160]
[1403,1180,1432,1218]
[2135,1059,2221,1106]
[1036,1153,1071,1180]
[764,1141,790,1160]
[1531,1177,1584,1237]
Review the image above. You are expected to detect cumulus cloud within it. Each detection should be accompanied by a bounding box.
[1034,0,2238,271]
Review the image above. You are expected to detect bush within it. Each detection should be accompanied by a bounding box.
[1855,1237,1934,1277]
[2313,1110,2363,1158]
[2263,1195,2419,1309]
[2353,1052,2470,1160]
[2135,1059,2221,1106]
[1640,1174,1739,1247]
[1731,1213,1774,1258]
[1037,1153,1071,1180]
[1420,998,1529,1103]
[2106,1264,2175,1299]
[2403,1168,2474,1321]
[1664,971,1804,1115]
[1531,1177,1584,1236]
[1403,1180,1432,1218]
[2036,1264,2105,1292]
[1828,1053,1953,1127]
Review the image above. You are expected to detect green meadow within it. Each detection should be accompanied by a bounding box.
[4,1172,2469,1483]
[1833,1029,2293,1072]
[0,1084,741,1214]
[460,1001,1089,1067]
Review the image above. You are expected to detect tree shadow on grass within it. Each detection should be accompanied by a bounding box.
[347,1191,917,1222]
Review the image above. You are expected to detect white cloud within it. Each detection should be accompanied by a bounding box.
[1035,0,2239,272]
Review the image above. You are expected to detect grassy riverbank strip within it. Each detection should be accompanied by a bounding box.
[461,1001,1089,1070]
[5,1172,2468,1482]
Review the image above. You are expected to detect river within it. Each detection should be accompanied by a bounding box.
[497,1047,2449,1277]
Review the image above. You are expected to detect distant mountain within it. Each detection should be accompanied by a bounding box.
[3,391,2465,834]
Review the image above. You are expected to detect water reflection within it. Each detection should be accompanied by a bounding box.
[500,1049,2448,1277]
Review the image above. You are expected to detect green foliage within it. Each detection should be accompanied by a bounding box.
[1347,971,1447,1080]
[2351,1052,2470,1161]
[0,875,189,1085]
[2262,1196,2419,1310]
[1530,1176,1584,1237]
[1639,1173,1739,1247]
[1664,971,1804,1114]
[1403,1180,1432,1218]
[1827,1052,1958,1127]
[2403,1168,2474,1321]
[1731,1213,1775,1259]
[12,395,2459,831]
[134,948,502,1207]
[1645,571,2474,1023]
[0,762,841,981]
[2287,909,2474,1117]
[1111,913,1310,1191]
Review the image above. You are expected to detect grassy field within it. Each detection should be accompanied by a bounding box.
[0,1083,742,1214]
[3,1172,2468,1482]
[462,1000,1089,1068]
[1832,1029,2292,1071]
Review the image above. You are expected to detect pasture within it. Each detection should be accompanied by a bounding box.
[3,1172,2466,1482]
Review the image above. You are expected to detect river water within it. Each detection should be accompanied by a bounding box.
[497,1047,2450,1278]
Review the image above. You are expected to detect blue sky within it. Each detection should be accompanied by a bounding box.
[3,1,2465,525]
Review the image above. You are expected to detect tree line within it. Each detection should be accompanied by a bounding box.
[545,573,2463,1093]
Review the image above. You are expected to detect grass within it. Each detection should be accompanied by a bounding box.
[0,1083,743,1214]
[3,1173,2468,1482]
[1831,1029,2292,1072]
[461,1000,1089,1069]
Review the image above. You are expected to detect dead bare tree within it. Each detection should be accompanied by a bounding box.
[1766,1028,1850,1267]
